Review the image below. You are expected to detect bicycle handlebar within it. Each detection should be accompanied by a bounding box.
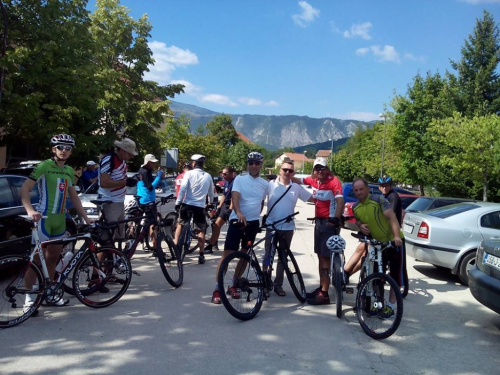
[351,232,392,248]
[262,212,299,229]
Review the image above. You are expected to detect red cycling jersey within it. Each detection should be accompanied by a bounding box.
[302,174,343,219]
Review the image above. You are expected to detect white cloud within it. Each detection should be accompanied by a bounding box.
[238,97,262,106]
[292,1,320,28]
[337,112,381,121]
[404,53,426,62]
[265,100,279,107]
[169,80,202,95]
[200,94,237,107]
[356,45,401,63]
[343,22,372,40]
[330,21,341,34]
[144,41,198,85]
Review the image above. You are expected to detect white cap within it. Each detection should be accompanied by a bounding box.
[313,157,328,167]
[86,160,96,166]
[114,138,138,156]
[142,154,159,167]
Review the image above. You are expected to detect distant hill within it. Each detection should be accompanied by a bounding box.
[169,101,371,150]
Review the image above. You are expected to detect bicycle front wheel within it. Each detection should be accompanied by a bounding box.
[355,272,403,340]
[157,232,183,287]
[332,253,343,318]
[0,256,44,328]
[72,247,132,308]
[281,248,306,303]
[218,251,264,321]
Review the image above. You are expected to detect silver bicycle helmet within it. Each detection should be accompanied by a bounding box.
[247,151,264,162]
[50,134,75,147]
[326,235,346,251]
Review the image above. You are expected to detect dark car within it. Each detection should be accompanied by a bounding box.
[469,239,500,314]
[0,174,77,256]
[405,196,474,213]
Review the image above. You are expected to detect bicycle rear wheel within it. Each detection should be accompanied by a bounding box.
[355,272,403,340]
[72,246,132,308]
[0,256,44,328]
[157,232,183,287]
[218,251,264,321]
[281,248,306,303]
[186,219,198,255]
[332,253,343,318]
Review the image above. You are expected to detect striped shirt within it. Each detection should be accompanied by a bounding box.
[98,152,127,202]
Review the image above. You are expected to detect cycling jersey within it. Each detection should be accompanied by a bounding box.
[175,172,185,197]
[137,167,162,204]
[302,174,343,219]
[98,152,127,202]
[383,189,402,225]
[176,168,214,208]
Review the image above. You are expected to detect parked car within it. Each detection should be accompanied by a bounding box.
[0,174,77,256]
[469,239,500,314]
[342,182,417,230]
[403,202,500,285]
[405,196,474,214]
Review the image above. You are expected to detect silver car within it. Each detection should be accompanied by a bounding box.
[403,202,500,285]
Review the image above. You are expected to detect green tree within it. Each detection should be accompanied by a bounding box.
[428,113,500,201]
[450,10,500,117]
[205,114,239,148]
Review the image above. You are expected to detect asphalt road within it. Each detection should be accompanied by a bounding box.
[1,200,499,375]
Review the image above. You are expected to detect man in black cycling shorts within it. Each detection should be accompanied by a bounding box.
[211,152,268,304]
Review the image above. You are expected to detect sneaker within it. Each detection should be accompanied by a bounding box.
[380,305,395,319]
[23,302,39,316]
[306,290,330,305]
[227,286,240,299]
[211,290,221,304]
[198,254,205,264]
[306,287,321,299]
[42,298,70,307]
[99,285,110,293]
[204,244,213,254]
[274,286,286,297]
[367,307,380,317]
[213,244,220,251]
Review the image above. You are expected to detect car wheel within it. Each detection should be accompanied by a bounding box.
[458,251,476,286]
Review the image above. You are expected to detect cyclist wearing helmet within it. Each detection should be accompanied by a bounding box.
[378,176,403,225]
[20,134,93,309]
[174,154,214,264]
[175,162,192,198]
[211,151,268,304]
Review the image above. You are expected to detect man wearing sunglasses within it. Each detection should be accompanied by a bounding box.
[20,134,93,309]
[211,151,268,304]
[293,157,344,305]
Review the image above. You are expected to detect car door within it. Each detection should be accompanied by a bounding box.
[478,210,500,240]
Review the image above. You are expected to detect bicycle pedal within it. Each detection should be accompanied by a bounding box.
[132,271,141,276]
[345,287,354,294]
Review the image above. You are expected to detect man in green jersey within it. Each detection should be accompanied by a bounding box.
[20,134,93,308]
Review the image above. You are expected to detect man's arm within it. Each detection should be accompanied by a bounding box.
[383,209,403,246]
[20,179,40,221]
[334,196,344,219]
[99,173,126,189]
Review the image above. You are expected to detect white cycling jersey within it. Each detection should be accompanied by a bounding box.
[176,167,214,208]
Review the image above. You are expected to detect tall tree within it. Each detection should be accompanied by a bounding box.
[450,10,500,117]
[205,114,239,148]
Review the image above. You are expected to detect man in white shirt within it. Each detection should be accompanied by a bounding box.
[211,151,268,304]
[263,159,312,297]
[174,154,214,264]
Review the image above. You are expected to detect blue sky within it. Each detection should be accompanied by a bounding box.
[91,0,500,121]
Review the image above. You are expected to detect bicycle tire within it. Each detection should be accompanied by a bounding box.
[0,256,44,328]
[218,251,264,321]
[333,253,343,318]
[281,248,306,303]
[157,232,183,287]
[355,272,403,340]
[186,219,198,254]
[72,246,132,308]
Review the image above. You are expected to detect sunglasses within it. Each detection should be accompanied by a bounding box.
[248,161,262,166]
[281,168,294,173]
[56,145,72,151]
[222,172,229,176]
[314,166,326,172]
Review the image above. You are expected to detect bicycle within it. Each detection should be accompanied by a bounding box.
[351,232,404,340]
[0,216,132,328]
[217,212,306,321]
[91,195,183,288]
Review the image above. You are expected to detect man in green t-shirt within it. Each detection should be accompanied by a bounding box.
[20,134,92,309]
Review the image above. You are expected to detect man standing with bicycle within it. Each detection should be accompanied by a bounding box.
[345,178,403,318]
[211,151,268,304]
[204,166,236,254]
[263,159,312,297]
[20,134,93,309]
[174,154,214,265]
[292,157,344,305]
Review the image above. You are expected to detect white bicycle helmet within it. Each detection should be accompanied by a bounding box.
[326,235,346,251]
[124,199,139,214]
[50,134,75,147]
[191,154,206,163]
[247,151,264,162]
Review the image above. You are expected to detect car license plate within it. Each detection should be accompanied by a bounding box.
[403,223,414,234]
[483,253,500,271]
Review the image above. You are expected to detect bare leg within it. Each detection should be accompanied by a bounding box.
[345,243,366,275]
[319,256,330,291]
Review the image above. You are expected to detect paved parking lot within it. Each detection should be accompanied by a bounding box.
[1,200,499,374]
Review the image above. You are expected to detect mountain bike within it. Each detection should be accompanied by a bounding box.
[218,212,306,321]
[351,232,404,340]
[0,216,132,328]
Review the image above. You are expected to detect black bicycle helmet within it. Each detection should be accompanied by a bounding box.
[378,176,393,184]
[50,134,75,147]
[247,151,264,162]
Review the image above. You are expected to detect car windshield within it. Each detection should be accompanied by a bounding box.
[406,197,434,212]
[425,204,480,218]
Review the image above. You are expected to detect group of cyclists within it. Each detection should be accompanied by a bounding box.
[20,133,406,318]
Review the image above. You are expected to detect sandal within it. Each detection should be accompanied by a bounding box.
[274,286,286,297]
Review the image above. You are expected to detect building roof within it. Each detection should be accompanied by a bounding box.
[275,152,314,162]
[316,150,332,158]
[236,131,253,144]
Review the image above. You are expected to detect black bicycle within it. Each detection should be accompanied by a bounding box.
[217,212,306,321]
